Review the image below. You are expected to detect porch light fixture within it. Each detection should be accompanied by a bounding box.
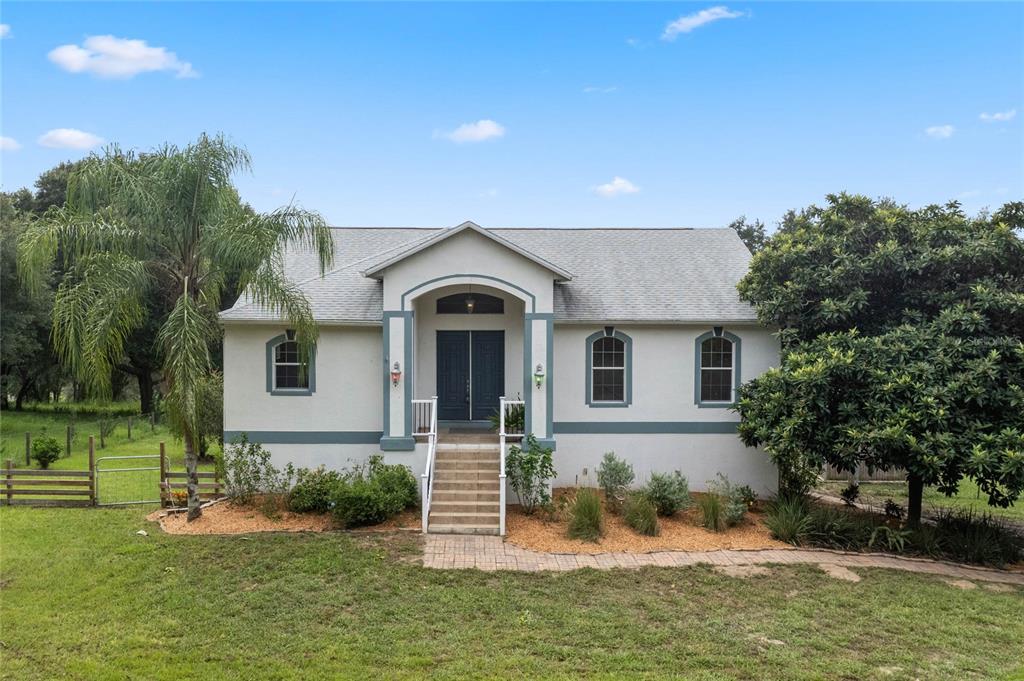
[465,285,476,314]
[390,361,402,386]
[534,363,545,388]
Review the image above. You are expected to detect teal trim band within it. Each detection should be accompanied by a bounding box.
[404,311,414,438]
[265,334,316,396]
[225,431,382,444]
[380,436,417,451]
[694,329,741,408]
[545,316,554,438]
[585,327,632,408]
[553,422,739,434]
[535,437,557,451]
[401,274,536,312]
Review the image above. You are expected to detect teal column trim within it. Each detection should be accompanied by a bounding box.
[523,316,532,436]
[694,328,742,408]
[584,327,632,408]
[265,333,316,396]
[381,311,415,451]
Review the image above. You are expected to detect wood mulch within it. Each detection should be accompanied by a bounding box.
[506,490,787,554]
[148,501,421,535]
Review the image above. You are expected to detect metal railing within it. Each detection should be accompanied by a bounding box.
[498,397,525,536]
[414,397,438,533]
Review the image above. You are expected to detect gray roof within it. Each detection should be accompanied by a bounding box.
[220,226,758,323]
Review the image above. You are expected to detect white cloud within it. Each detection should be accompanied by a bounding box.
[1,136,21,151]
[48,35,197,79]
[925,125,955,139]
[583,86,618,94]
[0,24,11,39]
[38,128,104,150]
[593,176,640,197]
[436,119,506,143]
[980,109,1016,123]
[662,6,746,41]
[479,188,499,198]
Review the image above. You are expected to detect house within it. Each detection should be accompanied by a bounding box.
[221,221,779,534]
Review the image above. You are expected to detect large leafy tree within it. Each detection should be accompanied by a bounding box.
[19,134,334,519]
[736,194,1024,525]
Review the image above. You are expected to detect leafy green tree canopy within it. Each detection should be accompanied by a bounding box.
[727,215,767,254]
[736,194,1024,523]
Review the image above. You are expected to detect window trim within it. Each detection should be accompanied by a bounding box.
[585,328,632,408]
[694,328,740,408]
[265,333,316,396]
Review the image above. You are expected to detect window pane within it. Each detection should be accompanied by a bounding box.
[593,368,624,402]
[275,341,299,363]
[593,336,624,368]
[701,337,732,369]
[700,368,732,401]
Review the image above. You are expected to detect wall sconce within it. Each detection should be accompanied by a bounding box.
[390,361,402,386]
[533,363,545,388]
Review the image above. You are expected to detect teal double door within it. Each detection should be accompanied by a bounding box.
[436,331,505,421]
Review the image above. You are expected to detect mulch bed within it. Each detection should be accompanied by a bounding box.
[148,502,420,535]
[505,489,787,554]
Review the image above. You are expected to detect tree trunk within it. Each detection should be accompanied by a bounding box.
[138,373,155,417]
[15,377,34,411]
[907,473,924,527]
[184,431,202,521]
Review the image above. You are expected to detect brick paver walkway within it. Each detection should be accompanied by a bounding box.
[423,535,1024,585]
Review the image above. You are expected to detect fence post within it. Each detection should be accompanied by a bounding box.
[159,441,167,508]
[150,412,155,432]
[127,416,133,441]
[25,432,31,466]
[88,436,96,506]
[5,459,12,506]
[66,425,72,458]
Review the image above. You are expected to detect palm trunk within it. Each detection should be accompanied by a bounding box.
[185,430,201,521]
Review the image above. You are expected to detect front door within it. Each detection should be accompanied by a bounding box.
[436,330,504,421]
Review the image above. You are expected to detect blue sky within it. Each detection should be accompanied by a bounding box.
[1,2,1022,229]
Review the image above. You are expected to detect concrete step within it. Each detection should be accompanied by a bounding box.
[429,511,500,525]
[436,444,499,453]
[427,524,500,535]
[434,461,499,473]
[430,500,500,513]
[435,449,500,461]
[432,490,500,502]
[432,470,500,483]
[433,479,501,491]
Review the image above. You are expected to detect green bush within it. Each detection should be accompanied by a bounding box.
[331,455,418,528]
[840,483,860,506]
[506,434,556,514]
[488,401,524,433]
[596,452,634,512]
[289,466,344,513]
[806,505,873,550]
[698,493,726,532]
[567,488,604,542]
[219,434,295,506]
[22,400,140,417]
[31,437,61,469]
[643,471,692,516]
[932,508,1023,568]
[707,473,750,527]
[623,493,659,536]
[764,495,812,543]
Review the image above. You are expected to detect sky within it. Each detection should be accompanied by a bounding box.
[1,2,1022,229]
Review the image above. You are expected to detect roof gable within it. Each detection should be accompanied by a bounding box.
[359,221,574,281]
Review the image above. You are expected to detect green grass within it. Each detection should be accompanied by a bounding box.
[2,507,1023,680]
[821,479,1024,524]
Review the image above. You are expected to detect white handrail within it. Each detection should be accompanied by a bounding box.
[419,396,438,533]
[498,397,525,536]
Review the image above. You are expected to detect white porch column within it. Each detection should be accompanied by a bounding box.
[524,313,555,449]
[381,311,415,451]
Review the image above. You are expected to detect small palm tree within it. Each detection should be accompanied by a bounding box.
[18,133,333,520]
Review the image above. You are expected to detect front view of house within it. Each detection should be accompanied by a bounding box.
[221,221,779,533]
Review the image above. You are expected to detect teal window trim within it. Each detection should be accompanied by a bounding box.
[265,334,316,396]
[585,327,632,408]
[694,328,740,408]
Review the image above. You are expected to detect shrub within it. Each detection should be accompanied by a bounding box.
[488,400,524,434]
[840,483,860,506]
[764,495,812,543]
[567,488,604,542]
[932,508,1023,568]
[506,434,556,514]
[707,474,750,527]
[289,466,344,513]
[869,526,911,553]
[331,455,418,528]
[908,523,946,558]
[219,434,295,506]
[883,499,904,520]
[806,505,873,550]
[623,493,659,536]
[31,436,61,469]
[596,452,634,512]
[699,493,725,531]
[643,471,691,516]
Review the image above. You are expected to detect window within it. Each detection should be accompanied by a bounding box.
[695,330,739,406]
[586,328,632,407]
[273,340,309,390]
[266,333,315,395]
[436,292,504,314]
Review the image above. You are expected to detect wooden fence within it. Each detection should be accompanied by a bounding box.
[824,463,906,483]
[158,443,224,507]
[3,437,96,507]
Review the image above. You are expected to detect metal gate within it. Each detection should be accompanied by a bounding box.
[94,455,162,506]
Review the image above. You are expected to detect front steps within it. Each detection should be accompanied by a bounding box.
[428,437,501,535]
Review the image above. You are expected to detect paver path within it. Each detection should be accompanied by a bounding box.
[423,535,1024,585]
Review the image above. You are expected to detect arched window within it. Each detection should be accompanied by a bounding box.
[436,292,504,314]
[266,333,315,395]
[695,329,739,405]
[586,328,632,407]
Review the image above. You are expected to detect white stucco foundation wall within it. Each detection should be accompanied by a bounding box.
[256,443,428,479]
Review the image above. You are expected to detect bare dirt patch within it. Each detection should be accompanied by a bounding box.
[505,491,787,554]
[717,564,773,578]
[818,563,862,582]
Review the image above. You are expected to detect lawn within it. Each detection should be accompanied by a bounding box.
[820,479,1024,524]
[2,507,1022,680]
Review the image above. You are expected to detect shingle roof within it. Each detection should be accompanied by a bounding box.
[220,226,757,323]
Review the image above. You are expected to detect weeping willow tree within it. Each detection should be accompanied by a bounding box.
[18,134,333,520]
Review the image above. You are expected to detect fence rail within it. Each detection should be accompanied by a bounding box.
[2,437,96,506]
[824,464,906,482]
[159,443,224,506]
